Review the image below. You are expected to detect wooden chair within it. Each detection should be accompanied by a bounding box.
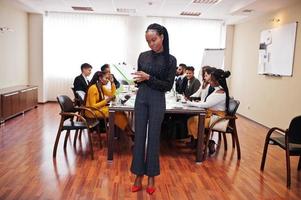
[71,89,86,146]
[71,90,108,148]
[71,87,83,144]
[205,99,241,160]
[53,95,99,160]
[71,87,81,107]
[260,115,301,188]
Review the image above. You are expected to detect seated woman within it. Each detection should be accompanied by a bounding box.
[85,71,133,136]
[189,66,215,101]
[170,66,215,140]
[186,69,231,154]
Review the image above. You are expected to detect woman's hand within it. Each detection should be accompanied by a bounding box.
[109,74,114,83]
[106,95,115,103]
[132,71,150,83]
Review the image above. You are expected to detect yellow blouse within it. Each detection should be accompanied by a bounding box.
[85,83,116,118]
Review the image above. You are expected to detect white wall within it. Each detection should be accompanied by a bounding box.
[0,0,28,88]
[230,1,301,128]
[224,25,234,71]
[29,14,45,102]
[125,16,149,68]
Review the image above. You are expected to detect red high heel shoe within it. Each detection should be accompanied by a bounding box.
[131,185,142,192]
[146,187,155,195]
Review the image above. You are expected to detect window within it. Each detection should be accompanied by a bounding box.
[44,12,225,100]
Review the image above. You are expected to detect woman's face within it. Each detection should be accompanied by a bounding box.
[99,75,108,85]
[209,76,219,87]
[204,72,211,83]
[145,30,163,53]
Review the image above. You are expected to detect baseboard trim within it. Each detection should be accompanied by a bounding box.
[237,113,270,130]
[38,101,57,104]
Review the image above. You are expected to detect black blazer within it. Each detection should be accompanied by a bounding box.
[184,77,201,98]
[73,74,88,92]
[176,76,188,94]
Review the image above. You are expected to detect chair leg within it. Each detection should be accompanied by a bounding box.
[231,133,236,148]
[222,133,227,151]
[63,130,70,150]
[53,123,63,158]
[97,125,102,148]
[232,121,241,160]
[114,125,120,139]
[285,149,291,188]
[203,129,211,160]
[74,130,79,147]
[261,134,271,170]
[79,130,83,140]
[105,119,109,143]
[217,132,222,147]
[298,156,301,171]
[87,129,94,160]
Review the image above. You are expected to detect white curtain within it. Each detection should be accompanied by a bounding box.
[44,12,225,101]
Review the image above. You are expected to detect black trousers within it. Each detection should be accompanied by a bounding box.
[130,84,165,176]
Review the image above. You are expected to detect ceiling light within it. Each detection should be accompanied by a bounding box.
[116,8,136,13]
[192,0,220,4]
[180,11,201,16]
[242,9,253,13]
[72,6,93,11]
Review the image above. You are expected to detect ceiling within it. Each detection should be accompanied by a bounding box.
[7,0,300,24]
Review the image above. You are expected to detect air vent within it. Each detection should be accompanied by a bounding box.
[72,6,93,11]
[192,0,220,4]
[242,9,253,13]
[116,8,136,13]
[180,11,201,16]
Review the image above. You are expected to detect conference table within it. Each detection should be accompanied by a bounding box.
[107,91,206,163]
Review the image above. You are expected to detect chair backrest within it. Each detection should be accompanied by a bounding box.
[76,91,86,105]
[288,115,301,144]
[57,95,76,113]
[228,98,240,116]
[71,87,80,105]
[71,87,76,95]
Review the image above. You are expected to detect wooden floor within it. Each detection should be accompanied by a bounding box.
[0,103,300,200]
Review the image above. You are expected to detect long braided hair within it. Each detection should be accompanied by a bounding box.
[146,23,170,66]
[211,69,231,113]
[84,71,106,104]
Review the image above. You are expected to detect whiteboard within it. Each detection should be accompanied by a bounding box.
[258,22,297,76]
[201,48,225,69]
[199,48,225,80]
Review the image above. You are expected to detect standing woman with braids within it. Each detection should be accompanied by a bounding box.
[187,69,231,154]
[130,23,176,194]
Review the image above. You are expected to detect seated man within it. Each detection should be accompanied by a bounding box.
[73,63,92,93]
[183,66,201,98]
[175,63,187,94]
[101,64,120,89]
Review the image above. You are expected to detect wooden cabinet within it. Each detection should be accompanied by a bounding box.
[0,85,38,124]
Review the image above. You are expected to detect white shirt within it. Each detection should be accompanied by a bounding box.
[103,81,112,98]
[187,86,226,111]
[190,83,209,100]
[82,74,89,85]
